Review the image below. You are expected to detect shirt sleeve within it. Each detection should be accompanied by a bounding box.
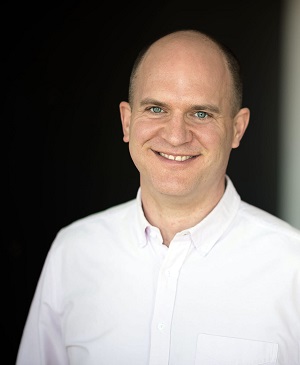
[16,244,69,365]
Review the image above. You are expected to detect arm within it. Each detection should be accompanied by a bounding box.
[16,248,69,365]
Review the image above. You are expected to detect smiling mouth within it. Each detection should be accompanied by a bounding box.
[158,152,196,161]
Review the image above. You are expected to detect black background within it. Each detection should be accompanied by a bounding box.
[3,0,282,362]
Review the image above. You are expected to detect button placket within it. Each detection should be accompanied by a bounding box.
[149,238,192,365]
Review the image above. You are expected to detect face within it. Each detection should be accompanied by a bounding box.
[120,32,249,203]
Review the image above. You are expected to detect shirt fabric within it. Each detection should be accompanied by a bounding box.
[16,176,300,365]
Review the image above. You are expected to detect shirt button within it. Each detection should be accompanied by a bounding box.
[166,269,171,277]
[157,322,166,331]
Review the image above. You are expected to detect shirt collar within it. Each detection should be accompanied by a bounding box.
[188,175,241,255]
[134,175,241,254]
[135,188,152,248]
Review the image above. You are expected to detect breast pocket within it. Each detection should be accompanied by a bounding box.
[195,333,278,365]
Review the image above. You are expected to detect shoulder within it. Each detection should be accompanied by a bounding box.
[238,200,300,247]
[68,198,136,227]
[51,198,137,250]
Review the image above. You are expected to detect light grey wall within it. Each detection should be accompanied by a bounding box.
[279,0,300,229]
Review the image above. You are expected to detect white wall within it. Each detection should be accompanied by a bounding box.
[279,0,300,229]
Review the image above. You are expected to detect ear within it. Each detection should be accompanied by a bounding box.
[231,107,250,148]
[119,101,132,143]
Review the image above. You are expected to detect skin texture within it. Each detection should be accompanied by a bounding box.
[120,30,250,245]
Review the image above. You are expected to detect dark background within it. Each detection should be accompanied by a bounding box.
[4,0,282,362]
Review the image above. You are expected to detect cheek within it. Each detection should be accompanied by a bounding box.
[196,125,233,155]
[195,126,224,147]
[129,119,160,145]
[128,122,152,163]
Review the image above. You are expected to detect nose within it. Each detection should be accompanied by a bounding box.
[161,113,192,146]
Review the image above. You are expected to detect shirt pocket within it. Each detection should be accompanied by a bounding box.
[195,333,278,365]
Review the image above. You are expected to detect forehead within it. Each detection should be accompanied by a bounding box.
[134,32,231,103]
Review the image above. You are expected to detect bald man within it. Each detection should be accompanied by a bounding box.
[17,30,300,365]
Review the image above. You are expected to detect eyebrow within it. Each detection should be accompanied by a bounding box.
[191,104,220,114]
[140,98,169,108]
[140,98,220,114]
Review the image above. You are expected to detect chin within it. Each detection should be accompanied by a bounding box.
[156,183,196,198]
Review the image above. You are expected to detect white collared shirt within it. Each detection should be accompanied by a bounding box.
[16,176,300,365]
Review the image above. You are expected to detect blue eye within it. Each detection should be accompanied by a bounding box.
[196,111,208,119]
[150,106,163,113]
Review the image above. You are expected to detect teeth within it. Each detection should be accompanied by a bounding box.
[159,152,193,161]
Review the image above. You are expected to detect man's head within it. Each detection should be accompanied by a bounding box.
[119,29,250,203]
[129,29,243,117]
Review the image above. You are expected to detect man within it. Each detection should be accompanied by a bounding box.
[17,29,300,365]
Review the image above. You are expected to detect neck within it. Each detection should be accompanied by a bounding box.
[141,181,226,246]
